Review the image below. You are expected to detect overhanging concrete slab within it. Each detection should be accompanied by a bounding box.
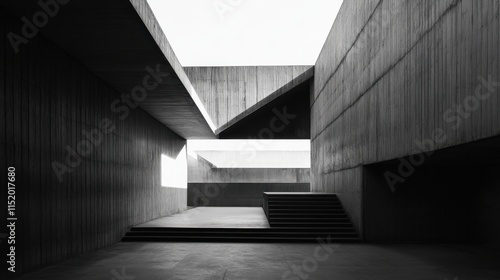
[2,0,216,139]
[215,67,314,135]
[184,66,314,132]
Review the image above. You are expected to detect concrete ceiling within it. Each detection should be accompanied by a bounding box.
[2,0,216,139]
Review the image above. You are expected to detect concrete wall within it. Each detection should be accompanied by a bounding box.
[312,0,500,237]
[188,183,310,207]
[364,162,500,246]
[188,151,310,183]
[188,154,310,206]
[185,66,312,129]
[473,165,500,247]
[189,165,310,184]
[0,10,187,276]
[219,79,311,139]
[363,135,500,244]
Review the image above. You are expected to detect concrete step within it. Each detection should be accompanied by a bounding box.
[264,193,357,236]
[269,205,342,209]
[268,197,339,201]
[268,201,341,205]
[270,213,347,218]
[122,226,360,243]
[122,235,362,243]
[269,216,348,222]
[270,222,353,227]
[269,209,345,213]
[125,230,358,238]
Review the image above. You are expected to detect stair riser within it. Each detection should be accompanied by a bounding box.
[125,232,358,238]
[265,195,337,198]
[267,199,339,202]
[268,205,342,208]
[269,208,343,210]
[270,224,353,228]
[268,196,338,198]
[269,210,343,213]
[122,237,360,243]
[270,220,348,223]
[131,227,356,233]
[270,215,346,218]
[268,203,340,206]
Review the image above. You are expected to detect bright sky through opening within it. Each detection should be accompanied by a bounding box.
[187,140,310,168]
[147,0,343,66]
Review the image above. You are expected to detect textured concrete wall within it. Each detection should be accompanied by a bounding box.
[188,152,310,183]
[0,10,187,275]
[219,79,311,139]
[189,166,310,184]
[188,183,310,207]
[188,153,310,206]
[185,66,312,129]
[312,0,500,234]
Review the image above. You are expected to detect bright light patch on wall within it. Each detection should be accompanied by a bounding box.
[161,145,187,188]
[187,140,310,168]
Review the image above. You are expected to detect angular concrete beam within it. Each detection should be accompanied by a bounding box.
[216,67,314,135]
[2,0,216,139]
[184,66,314,133]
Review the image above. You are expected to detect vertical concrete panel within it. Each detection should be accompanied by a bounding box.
[312,0,500,235]
[244,66,258,109]
[1,10,188,275]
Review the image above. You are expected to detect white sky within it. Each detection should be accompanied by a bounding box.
[147,0,343,66]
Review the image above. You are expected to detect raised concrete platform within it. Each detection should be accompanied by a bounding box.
[135,207,270,228]
[125,204,360,243]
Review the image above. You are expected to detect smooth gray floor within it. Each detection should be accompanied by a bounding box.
[18,242,500,280]
[136,207,270,228]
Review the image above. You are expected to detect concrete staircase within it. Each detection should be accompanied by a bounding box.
[263,192,359,237]
[122,192,360,243]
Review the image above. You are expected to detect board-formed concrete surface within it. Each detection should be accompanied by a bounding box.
[16,243,500,280]
[2,0,216,139]
[187,184,310,207]
[184,66,313,131]
[311,0,500,241]
[0,4,190,275]
[135,207,270,228]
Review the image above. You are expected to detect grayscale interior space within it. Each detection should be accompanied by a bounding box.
[1,0,499,279]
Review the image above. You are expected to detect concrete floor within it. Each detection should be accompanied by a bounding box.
[17,242,500,280]
[136,207,270,228]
